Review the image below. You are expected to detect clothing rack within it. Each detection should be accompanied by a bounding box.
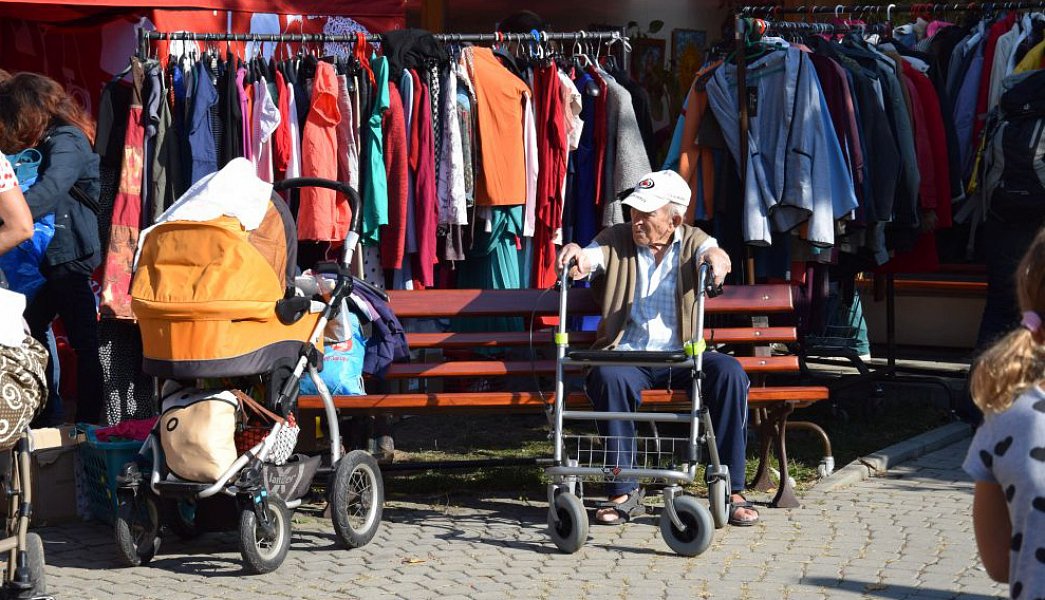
[137,28,626,61]
[733,17,856,287]
[738,1,1045,16]
[731,12,979,412]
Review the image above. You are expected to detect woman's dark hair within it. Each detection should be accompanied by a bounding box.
[0,72,96,153]
[497,10,546,33]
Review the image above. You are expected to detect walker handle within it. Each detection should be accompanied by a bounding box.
[700,261,723,298]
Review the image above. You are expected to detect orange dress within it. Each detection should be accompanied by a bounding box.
[470,47,530,206]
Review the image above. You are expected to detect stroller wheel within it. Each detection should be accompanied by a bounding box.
[547,492,587,554]
[330,450,384,549]
[238,497,291,574]
[660,495,714,557]
[114,490,161,567]
[161,498,200,540]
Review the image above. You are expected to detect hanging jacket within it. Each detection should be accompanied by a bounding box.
[706,47,854,247]
[351,283,408,379]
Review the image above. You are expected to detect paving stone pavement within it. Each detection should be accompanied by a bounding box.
[30,438,1007,600]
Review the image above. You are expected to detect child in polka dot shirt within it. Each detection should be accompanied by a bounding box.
[0,155,33,260]
[964,227,1045,599]
[0,154,16,194]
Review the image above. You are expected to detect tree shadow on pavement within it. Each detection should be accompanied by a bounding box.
[803,576,998,599]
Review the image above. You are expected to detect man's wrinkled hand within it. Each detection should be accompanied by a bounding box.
[699,247,731,286]
[558,243,592,280]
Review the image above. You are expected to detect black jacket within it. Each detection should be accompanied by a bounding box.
[23,126,101,269]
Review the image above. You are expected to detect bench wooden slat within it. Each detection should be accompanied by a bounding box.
[387,285,793,318]
[405,327,797,349]
[297,386,829,412]
[856,278,986,297]
[382,356,799,379]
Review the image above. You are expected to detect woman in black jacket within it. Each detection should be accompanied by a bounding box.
[0,73,104,424]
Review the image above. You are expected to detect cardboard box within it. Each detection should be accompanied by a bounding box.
[27,426,81,526]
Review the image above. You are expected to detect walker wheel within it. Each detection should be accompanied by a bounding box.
[547,492,587,553]
[661,495,714,557]
[708,474,731,530]
[19,532,47,598]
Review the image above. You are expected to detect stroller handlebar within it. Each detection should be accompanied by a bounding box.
[273,178,362,235]
[273,177,371,301]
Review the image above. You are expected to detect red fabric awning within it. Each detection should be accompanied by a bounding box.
[0,0,404,115]
[0,0,405,22]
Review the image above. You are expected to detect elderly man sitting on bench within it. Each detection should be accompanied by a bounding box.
[557,170,759,527]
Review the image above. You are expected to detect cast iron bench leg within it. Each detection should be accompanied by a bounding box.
[749,407,775,492]
[769,403,801,508]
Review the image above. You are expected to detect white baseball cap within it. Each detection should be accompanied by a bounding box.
[621,170,691,214]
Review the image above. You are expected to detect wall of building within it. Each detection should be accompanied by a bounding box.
[407,1,730,53]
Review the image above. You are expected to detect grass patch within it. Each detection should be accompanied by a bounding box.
[370,384,955,500]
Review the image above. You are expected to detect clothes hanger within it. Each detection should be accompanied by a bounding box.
[572,33,593,69]
[726,18,771,64]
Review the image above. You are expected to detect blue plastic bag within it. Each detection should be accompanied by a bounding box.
[0,214,55,299]
[1,149,53,299]
[299,309,366,396]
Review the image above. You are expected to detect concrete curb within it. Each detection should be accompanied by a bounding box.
[813,421,974,493]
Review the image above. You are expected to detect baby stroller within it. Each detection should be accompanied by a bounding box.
[545,259,729,556]
[114,176,383,574]
[0,332,51,599]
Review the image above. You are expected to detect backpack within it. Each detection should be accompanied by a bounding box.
[982,70,1045,223]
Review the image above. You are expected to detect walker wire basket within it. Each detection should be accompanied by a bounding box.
[563,434,701,485]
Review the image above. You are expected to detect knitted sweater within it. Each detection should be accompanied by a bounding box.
[589,223,710,350]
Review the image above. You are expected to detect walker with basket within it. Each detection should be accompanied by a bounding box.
[113,174,383,574]
[545,258,731,556]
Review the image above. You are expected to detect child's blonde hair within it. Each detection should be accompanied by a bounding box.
[970,227,1045,413]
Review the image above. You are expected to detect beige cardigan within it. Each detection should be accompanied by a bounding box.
[589,223,711,351]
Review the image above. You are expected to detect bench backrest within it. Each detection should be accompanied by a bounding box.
[386,284,795,318]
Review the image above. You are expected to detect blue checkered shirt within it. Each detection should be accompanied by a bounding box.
[583,228,717,351]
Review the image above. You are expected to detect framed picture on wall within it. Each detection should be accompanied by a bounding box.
[630,37,666,88]
[671,28,707,88]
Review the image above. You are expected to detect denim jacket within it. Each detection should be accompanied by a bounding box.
[23,126,101,269]
[706,48,856,247]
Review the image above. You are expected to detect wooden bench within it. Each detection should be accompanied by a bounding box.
[298,285,830,508]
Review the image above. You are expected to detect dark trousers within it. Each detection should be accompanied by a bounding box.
[976,216,1042,349]
[585,351,750,496]
[961,216,1045,425]
[25,272,104,424]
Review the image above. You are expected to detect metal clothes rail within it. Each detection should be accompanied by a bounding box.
[737,1,1045,16]
[137,29,626,60]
